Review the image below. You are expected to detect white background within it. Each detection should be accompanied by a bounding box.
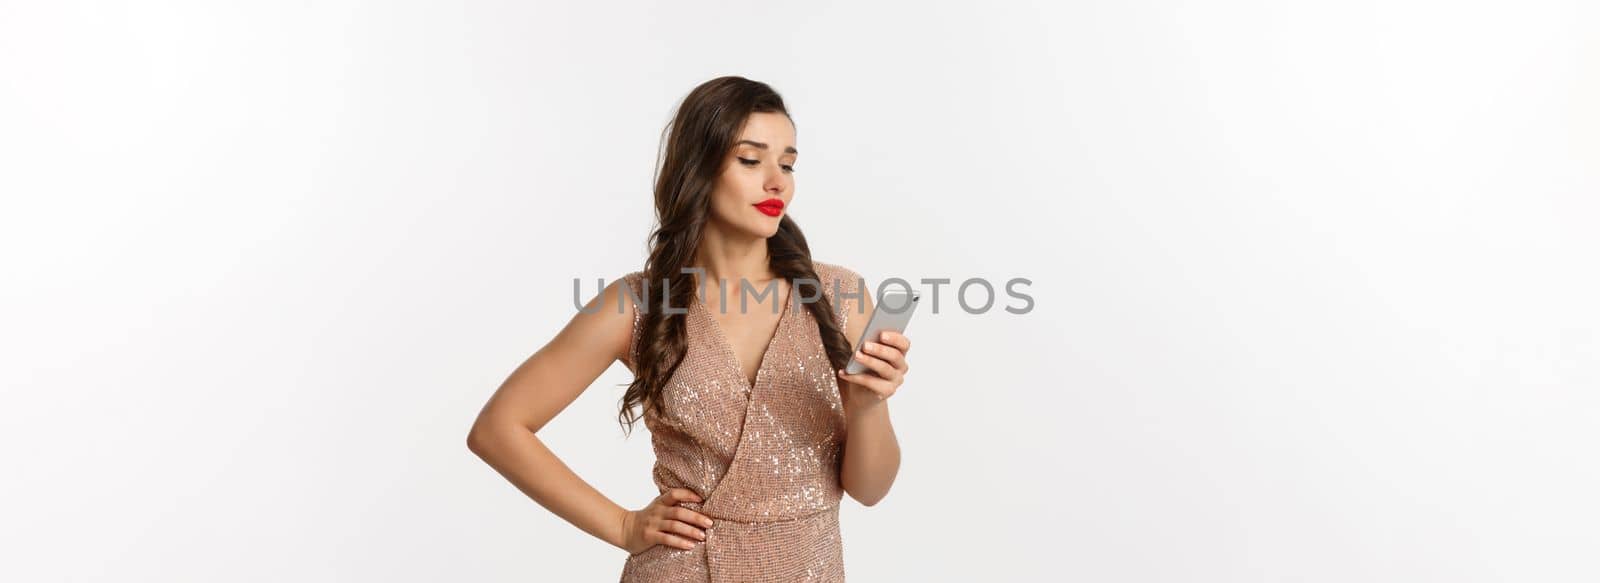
[2,1,1596,581]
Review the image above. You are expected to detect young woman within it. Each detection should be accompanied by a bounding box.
[467,76,912,582]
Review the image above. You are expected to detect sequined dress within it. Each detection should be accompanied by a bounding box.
[617,262,865,583]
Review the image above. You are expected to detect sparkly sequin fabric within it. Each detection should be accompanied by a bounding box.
[617,262,865,583]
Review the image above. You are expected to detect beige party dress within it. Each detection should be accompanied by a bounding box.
[617,262,866,583]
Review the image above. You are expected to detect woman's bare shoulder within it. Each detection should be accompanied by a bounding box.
[608,270,648,369]
[474,270,645,433]
[554,270,648,369]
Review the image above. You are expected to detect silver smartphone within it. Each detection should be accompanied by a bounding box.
[843,290,922,375]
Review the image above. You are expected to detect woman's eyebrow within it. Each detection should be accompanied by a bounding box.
[736,139,798,155]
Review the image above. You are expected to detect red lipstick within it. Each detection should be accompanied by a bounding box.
[754,198,784,217]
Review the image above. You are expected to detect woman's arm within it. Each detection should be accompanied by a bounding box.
[466,278,638,549]
[837,290,909,507]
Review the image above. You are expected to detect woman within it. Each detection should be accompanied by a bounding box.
[467,76,912,582]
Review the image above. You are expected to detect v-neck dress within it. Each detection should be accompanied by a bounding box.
[616,261,866,583]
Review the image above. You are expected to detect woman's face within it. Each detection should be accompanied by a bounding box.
[707,111,798,239]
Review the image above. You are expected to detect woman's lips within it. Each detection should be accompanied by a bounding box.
[754,198,784,217]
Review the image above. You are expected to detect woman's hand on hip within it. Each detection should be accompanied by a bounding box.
[620,488,714,554]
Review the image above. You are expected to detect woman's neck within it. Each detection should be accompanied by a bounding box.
[692,225,776,290]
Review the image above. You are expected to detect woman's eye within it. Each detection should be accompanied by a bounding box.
[736,157,795,173]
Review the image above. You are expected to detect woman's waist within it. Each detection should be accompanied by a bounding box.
[675,497,841,525]
[652,464,844,523]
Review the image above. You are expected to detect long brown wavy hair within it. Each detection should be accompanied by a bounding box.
[618,76,855,435]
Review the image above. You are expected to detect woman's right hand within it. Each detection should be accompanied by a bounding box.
[620,488,715,554]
